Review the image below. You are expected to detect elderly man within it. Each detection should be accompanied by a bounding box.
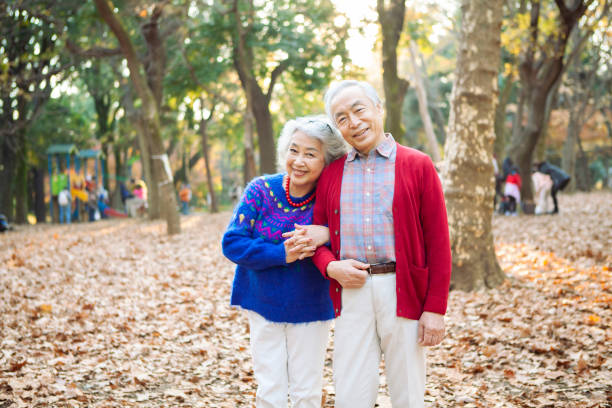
[311,80,451,407]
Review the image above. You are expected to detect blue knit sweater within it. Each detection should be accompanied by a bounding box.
[222,173,333,323]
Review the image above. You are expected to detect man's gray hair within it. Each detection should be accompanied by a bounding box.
[323,80,382,123]
[276,115,348,171]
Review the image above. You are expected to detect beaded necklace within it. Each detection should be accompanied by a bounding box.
[284,176,315,207]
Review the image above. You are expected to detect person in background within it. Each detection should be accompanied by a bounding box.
[119,181,133,210]
[536,161,570,214]
[58,187,72,224]
[179,183,192,215]
[97,185,127,218]
[222,116,347,408]
[532,169,553,215]
[503,168,521,216]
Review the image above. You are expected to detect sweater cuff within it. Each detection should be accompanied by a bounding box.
[273,242,288,266]
[423,294,448,316]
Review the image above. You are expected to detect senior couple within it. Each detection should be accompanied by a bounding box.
[222,80,451,408]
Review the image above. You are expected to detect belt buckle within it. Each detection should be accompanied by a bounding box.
[367,262,382,275]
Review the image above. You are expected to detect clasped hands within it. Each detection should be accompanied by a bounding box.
[282,224,329,263]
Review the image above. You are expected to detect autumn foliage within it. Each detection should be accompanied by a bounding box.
[1,192,610,407]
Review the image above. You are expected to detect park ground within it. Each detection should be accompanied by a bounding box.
[1,192,611,408]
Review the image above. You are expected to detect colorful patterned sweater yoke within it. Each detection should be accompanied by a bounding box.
[222,173,333,323]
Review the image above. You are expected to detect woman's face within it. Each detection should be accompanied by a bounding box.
[285,130,326,193]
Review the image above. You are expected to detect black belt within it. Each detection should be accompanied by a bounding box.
[367,262,396,275]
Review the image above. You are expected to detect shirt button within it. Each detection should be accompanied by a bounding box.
[365,218,370,223]
[365,192,370,197]
[334,230,339,235]
[336,288,339,292]
[335,309,339,313]
[367,245,372,250]
[334,209,338,214]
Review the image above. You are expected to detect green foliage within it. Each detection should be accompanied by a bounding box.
[27,92,96,165]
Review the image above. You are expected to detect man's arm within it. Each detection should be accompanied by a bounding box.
[419,157,452,315]
[418,156,452,346]
[311,170,338,279]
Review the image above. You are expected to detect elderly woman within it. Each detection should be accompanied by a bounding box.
[222,116,347,408]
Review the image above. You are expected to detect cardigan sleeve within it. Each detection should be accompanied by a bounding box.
[418,156,452,314]
[222,179,287,270]
[312,168,338,278]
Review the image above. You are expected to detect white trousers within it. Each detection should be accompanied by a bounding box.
[334,274,426,408]
[247,311,330,408]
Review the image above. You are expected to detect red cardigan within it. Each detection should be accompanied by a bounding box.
[312,144,451,320]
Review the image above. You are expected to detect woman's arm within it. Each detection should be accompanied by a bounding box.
[221,179,289,270]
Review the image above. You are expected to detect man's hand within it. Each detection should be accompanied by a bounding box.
[326,259,369,288]
[418,311,445,347]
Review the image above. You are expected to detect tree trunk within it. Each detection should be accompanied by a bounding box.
[231,0,288,176]
[94,0,180,235]
[111,146,125,210]
[494,75,513,159]
[535,78,562,162]
[32,165,46,223]
[0,141,16,222]
[418,51,447,144]
[508,0,588,204]
[509,88,549,205]
[562,108,580,191]
[14,145,28,224]
[408,40,440,162]
[575,136,590,191]
[135,112,158,219]
[378,0,410,143]
[200,111,219,213]
[441,0,505,291]
[243,108,257,184]
[250,88,275,173]
[102,143,111,191]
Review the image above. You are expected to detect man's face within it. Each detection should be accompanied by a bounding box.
[329,85,385,155]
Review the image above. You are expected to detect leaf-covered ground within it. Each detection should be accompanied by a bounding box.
[1,192,610,407]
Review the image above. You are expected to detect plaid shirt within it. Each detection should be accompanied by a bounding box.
[340,134,396,264]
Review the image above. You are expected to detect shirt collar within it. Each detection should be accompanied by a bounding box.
[347,133,395,162]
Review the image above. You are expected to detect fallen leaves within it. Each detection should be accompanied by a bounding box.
[0,192,610,407]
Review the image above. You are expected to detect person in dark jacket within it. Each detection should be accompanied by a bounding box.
[536,161,570,214]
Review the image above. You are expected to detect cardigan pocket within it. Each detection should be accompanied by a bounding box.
[409,263,429,304]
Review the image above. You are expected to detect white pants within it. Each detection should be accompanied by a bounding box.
[334,274,426,408]
[247,311,330,408]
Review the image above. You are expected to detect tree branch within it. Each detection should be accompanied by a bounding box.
[65,39,122,58]
[266,59,290,103]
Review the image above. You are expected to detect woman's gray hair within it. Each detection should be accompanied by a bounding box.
[323,80,382,123]
[276,115,348,171]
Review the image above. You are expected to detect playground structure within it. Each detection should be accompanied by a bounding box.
[46,144,106,223]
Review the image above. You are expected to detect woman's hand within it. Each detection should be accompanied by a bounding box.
[283,224,330,251]
[283,228,317,263]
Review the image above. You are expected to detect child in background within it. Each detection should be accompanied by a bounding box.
[502,168,522,216]
[58,187,72,224]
